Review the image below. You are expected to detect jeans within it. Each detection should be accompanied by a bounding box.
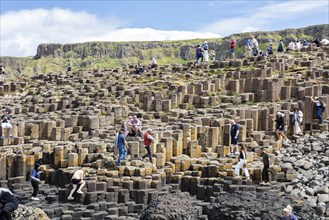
[31,181,39,197]
[195,54,203,64]
[262,165,269,183]
[116,147,126,166]
[142,146,153,163]
[316,107,323,124]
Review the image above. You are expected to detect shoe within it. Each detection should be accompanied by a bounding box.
[76,190,83,194]
[67,196,74,200]
[265,182,271,186]
[31,197,40,201]
[260,181,266,186]
[277,140,281,143]
[235,151,239,155]
[284,140,289,144]
[152,164,156,168]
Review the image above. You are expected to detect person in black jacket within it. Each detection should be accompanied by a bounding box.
[271,112,289,144]
[0,188,19,220]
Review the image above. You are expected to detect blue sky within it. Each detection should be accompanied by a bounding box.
[1,0,328,56]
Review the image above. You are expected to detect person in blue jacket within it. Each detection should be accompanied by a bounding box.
[31,163,41,201]
[0,188,19,220]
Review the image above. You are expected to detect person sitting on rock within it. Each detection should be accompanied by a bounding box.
[287,41,296,51]
[320,38,329,46]
[150,57,158,68]
[229,119,240,155]
[195,45,204,65]
[31,162,41,201]
[129,115,142,136]
[260,148,271,186]
[1,109,13,138]
[282,205,298,220]
[289,108,303,135]
[302,40,309,48]
[311,96,325,124]
[277,40,284,52]
[67,169,87,200]
[141,128,156,168]
[234,143,250,180]
[295,40,301,51]
[115,128,129,167]
[271,112,289,144]
[0,188,19,220]
[311,37,321,47]
[267,43,274,55]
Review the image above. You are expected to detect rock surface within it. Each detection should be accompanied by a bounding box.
[12,204,49,220]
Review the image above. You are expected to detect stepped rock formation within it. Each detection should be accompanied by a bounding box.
[0,42,328,219]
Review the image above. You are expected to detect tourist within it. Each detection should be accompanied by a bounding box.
[271,112,289,144]
[243,37,252,57]
[260,148,271,186]
[320,38,329,46]
[115,128,129,167]
[128,115,142,136]
[124,116,133,136]
[0,65,5,85]
[311,96,325,124]
[150,57,158,68]
[295,40,301,51]
[0,109,13,138]
[115,128,127,161]
[234,143,250,179]
[67,60,72,72]
[136,62,144,74]
[289,108,303,135]
[141,128,156,168]
[203,41,209,62]
[0,188,19,220]
[302,40,309,48]
[267,43,274,55]
[230,119,240,155]
[311,37,321,47]
[288,41,296,51]
[31,162,41,201]
[195,45,204,65]
[210,50,216,62]
[282,205,298,220]
[229,37,236,59]
[251,35,259,56]
[67,169,87,200]
[278,40,284,52]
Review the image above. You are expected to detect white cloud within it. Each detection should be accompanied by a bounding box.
[0,8,220,57]
[202,1,329,36]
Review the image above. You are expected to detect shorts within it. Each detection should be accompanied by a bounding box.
[1,123,12,129]
[71,178,81,185]
[231,137,239,145]
[277,127,284,132]
[230,48,235,53]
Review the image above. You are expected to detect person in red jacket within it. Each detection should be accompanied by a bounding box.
[141,128,156,167]
[230,37,236,59]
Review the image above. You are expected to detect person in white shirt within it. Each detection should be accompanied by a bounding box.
[234,144,250,180]
[288,41,296,51]
[295,41,301,51]
[203,41,209,62]
[251,35,259,56]
[289,108,303,135]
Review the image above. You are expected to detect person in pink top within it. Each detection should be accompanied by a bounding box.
[129,115,142,136]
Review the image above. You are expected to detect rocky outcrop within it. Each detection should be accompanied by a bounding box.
[205,191,318,220]
[12,204,49,220]
[140,193,199,220]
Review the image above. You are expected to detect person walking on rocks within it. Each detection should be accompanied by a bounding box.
[243,37,252,57]
[195,45,204,65]
[67,169,87,200]
[260,148,271,186]
[141,128,156,168]
[31,162,41,201]
[203,41,209,62]
[115,128,129,167]
[0,110,13,138]
[271,112,289,144]
[289,108,303,135]
[230,119,240,155]
[251,35,259,56]
[311,96,325,124]
[278,40,284,52]
[282,205,298,220]
[0,188,19,220]
[234,144,250,179]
